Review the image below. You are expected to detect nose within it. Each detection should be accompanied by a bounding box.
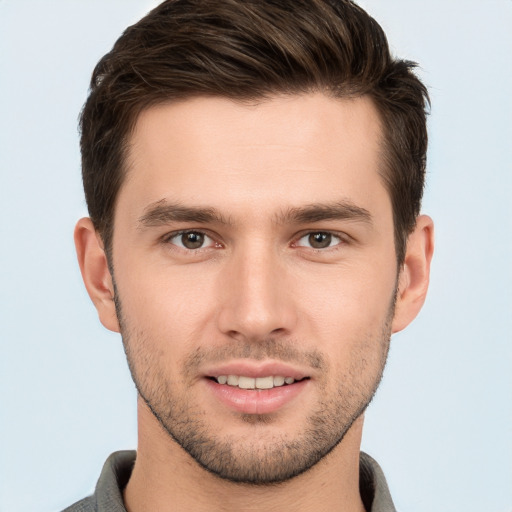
[216,243,297,342]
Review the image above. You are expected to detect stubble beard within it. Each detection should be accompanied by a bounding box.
[114,285,394,485]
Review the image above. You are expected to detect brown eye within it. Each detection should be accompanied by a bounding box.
[181,232,205,249]
[166,230,218,252]
[295,231,343,250]
[308,232,332,248]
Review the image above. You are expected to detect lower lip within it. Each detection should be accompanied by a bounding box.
[204,378,309,415]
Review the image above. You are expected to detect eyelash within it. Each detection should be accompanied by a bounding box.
[162,229,349,255]
[162,230,220,252]
[293,231,347,251]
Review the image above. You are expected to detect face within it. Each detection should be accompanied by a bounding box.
[111,94,399,483]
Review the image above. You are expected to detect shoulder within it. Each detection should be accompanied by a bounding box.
[61,495,95,512]
[359,452,396,512]
[60,451,136,512]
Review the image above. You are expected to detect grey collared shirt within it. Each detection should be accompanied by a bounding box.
[63,450,396,512]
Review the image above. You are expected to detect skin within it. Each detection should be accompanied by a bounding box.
[75,93,434,512]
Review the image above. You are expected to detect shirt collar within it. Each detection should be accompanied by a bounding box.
[89,450,396,512]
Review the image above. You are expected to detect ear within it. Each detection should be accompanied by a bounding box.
[74,217,120,333]
[392,215,434,333]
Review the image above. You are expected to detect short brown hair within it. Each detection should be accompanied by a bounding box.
[80,0,429,264]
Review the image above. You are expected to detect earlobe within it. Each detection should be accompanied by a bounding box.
[74,218,120,333]
[392,215,434,333]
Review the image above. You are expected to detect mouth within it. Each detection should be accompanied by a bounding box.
[208,375,309,390]
[203,363,312,414]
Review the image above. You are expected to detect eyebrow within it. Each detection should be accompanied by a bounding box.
[137,199,372,229]
[275,201,373,226]
[137,199,232,228]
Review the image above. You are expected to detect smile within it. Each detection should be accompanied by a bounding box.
[214,375,302,389]
[206,376,310,415]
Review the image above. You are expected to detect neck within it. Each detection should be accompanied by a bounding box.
[124,399,366,512]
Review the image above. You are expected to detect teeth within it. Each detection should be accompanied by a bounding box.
[215,375,297,389]
[238,376,255,389]
[227,375,239,386]
[256,376,274,389]
[273,376,285,387]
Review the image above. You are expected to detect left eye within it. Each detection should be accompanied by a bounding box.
[168,231,214,250]
[296,232,342,249]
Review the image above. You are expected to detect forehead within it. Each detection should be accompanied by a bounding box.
[121,93,389,221]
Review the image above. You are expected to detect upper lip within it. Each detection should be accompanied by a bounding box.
[203,360,310,380]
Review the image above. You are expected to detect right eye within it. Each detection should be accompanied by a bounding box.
[166,231,215,250]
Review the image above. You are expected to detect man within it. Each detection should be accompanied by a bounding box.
[68,0,434,510]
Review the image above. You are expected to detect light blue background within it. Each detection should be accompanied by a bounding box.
[1,1,511,511]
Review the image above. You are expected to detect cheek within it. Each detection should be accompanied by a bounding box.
[114,257,220,343]
[292,260,395,383]
[113,238,397,357]
[294,260,397,336]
